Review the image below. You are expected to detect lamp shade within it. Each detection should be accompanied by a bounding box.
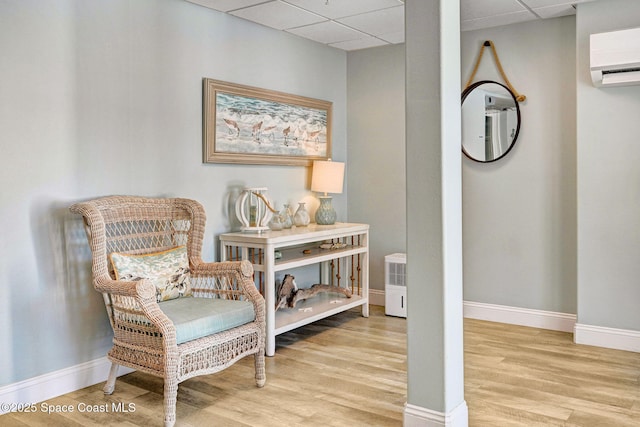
[311,160,345,194]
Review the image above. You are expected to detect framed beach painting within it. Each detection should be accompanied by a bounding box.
[203,78,332,166]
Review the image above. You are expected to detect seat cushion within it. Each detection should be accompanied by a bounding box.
[159,296,256,344]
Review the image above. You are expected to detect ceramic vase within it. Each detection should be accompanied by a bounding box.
[293,202,310,227]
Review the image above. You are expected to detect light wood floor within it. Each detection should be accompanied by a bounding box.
[2,306,639,426]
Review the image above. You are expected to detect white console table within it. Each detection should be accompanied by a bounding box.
[219,223,369,356]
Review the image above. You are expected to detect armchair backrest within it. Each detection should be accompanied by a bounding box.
[70,196,206,282]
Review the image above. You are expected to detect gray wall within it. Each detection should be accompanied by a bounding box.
[346,16,578,315]
[461,17,578,314]
[0,0,347,387]
[576,0,640,331]
[347,45,406,292]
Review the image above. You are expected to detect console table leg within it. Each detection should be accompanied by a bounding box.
[266,335,276,356]
[264,244,276,357]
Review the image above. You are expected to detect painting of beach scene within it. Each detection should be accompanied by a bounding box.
[203,79,332,166]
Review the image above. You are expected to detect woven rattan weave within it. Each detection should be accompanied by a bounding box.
[70,196,266,427]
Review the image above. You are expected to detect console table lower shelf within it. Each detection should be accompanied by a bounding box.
[275,293,367,335]
[219,222,369,356]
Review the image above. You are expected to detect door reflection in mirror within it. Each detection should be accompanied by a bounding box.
[462,81,521,163]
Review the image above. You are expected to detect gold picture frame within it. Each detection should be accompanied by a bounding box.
[203,78,333,166]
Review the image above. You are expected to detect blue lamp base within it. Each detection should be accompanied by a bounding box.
[315,196,336,225]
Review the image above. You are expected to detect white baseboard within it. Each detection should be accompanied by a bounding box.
[369,288,385,306]
[0,357,134,414]
[463,301,576,332]
[404,401,468,427]
[374,290,575,332]
[376,293,640,353]
[574,323,640,353]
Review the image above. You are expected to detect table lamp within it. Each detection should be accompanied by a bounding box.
[311,159,345,225]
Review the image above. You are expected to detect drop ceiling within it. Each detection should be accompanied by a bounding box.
[186,0,595,51]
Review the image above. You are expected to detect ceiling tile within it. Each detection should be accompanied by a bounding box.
[519,0,579,7]
[378,30,404,44]
[461,10,536,32]
[230,1,326,31]
[185,0,267,12]
[287,21,369,44]
[329,37,389,51]
[532,4,576,19]
[336,5,403,36]
[461,0,525,21]
[283,0,403,19]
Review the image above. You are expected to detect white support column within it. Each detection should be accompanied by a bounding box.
[405,1,467,426]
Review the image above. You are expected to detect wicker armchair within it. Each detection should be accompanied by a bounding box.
[70,196,265,427]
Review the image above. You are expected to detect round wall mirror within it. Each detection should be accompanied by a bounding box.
[461,80,521,163]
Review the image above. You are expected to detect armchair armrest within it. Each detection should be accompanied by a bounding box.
[191,260,265,323]
[94,276,156,300]
[93,276,178,348]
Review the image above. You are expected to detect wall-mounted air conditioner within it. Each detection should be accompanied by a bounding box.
[590,27,640,87]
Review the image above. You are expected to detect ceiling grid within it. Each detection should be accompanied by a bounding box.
[186,0,595,51]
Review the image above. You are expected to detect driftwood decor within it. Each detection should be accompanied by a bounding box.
[275,274,352,311]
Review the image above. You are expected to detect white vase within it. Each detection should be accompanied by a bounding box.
[293,202,310,227]
[281,204,293,229]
